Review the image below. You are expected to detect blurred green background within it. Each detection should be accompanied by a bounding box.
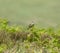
[0,0,60,27]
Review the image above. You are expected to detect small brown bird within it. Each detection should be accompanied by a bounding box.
[28,22,35,29]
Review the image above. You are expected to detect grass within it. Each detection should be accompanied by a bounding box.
[0,0,60,53]
[0,18,60,53]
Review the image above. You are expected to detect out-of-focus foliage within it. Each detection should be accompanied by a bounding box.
[0,18,60,53]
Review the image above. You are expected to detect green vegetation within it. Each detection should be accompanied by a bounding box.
[0,0,60,53]
[0,18,60,53]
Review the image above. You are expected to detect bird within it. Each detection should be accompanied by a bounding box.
[28,22,35,29]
